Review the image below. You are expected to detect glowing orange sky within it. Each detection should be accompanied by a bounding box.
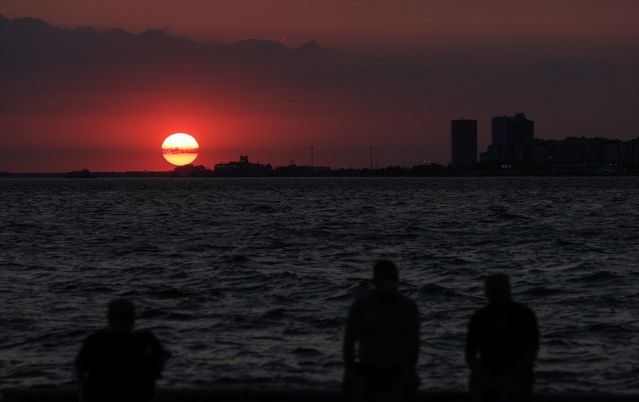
[1,0,638,172]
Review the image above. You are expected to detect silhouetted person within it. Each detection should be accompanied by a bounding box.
[465,273,539,402]
[343,260,420,402]
[75,299,165,402]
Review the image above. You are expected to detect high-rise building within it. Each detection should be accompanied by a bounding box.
[491,113,534,146]
[480,113,534,163]
[450,119,477,167]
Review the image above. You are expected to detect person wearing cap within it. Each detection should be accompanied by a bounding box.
[465,273,540,402]
[75,299,165,402]
[343,260,420,402]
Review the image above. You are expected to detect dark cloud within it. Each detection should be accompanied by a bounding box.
[1,16,353,115]
[3,15,635,116]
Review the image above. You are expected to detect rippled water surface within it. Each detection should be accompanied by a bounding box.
[1,177,638,394]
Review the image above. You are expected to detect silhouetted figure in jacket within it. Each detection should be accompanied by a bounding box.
[343,260,420,402]
[75,299,165,402]
[465,273,539,402]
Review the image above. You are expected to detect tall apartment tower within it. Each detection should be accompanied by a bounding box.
[479,113,535,163]
[450,119,477,167]
[491,113,534,146]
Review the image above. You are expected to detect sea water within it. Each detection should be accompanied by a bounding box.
[1,177,638,394]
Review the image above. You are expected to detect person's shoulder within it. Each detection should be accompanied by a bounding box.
[471,302,501,322]
[134,330,161,344]
[397,294,419,322]
[513,301,538,325]
[134,329,157,338]
[398,293,416,303]
[353,290,377,304]
[84,328,111,342]
[509,300,536,315]
[348,290,378,314]
[397,293,418,308]
[80,329,126,351]
[490,300,537,322]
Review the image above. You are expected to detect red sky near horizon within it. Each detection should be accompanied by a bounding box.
[1,0,638,172]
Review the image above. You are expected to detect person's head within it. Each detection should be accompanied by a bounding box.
[373,260,400,300]
[484,273,512,303]
[107,299,135,332]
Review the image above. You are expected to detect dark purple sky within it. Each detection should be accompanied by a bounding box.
[1,0,638,172]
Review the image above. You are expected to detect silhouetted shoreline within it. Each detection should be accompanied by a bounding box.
[1,165,638,178]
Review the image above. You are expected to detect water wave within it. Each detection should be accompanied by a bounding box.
[1,177,638,393]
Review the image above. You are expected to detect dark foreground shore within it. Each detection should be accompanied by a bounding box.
[2,388,638,402]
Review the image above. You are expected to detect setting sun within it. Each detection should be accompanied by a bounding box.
[162,133,199,166]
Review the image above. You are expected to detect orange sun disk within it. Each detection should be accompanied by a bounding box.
[162,133,199,166]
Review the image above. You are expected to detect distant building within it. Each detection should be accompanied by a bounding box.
[623,138,639,166]
[450,119,477,167]
[172,164,212,177]
[214,155,273,177]
[604,140,624,165]
[274,164,331,177]
[491,113,534,146]
[550,162,614,176]
[531,136,637,174]
[481,113,534,163]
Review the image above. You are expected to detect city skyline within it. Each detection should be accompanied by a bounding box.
[1,98,637,173]
[1,1,638,172]
[3,130,637,176]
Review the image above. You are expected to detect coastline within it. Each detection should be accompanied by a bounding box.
[1,170,637,178]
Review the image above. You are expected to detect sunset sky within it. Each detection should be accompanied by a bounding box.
[1,0,638,172]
